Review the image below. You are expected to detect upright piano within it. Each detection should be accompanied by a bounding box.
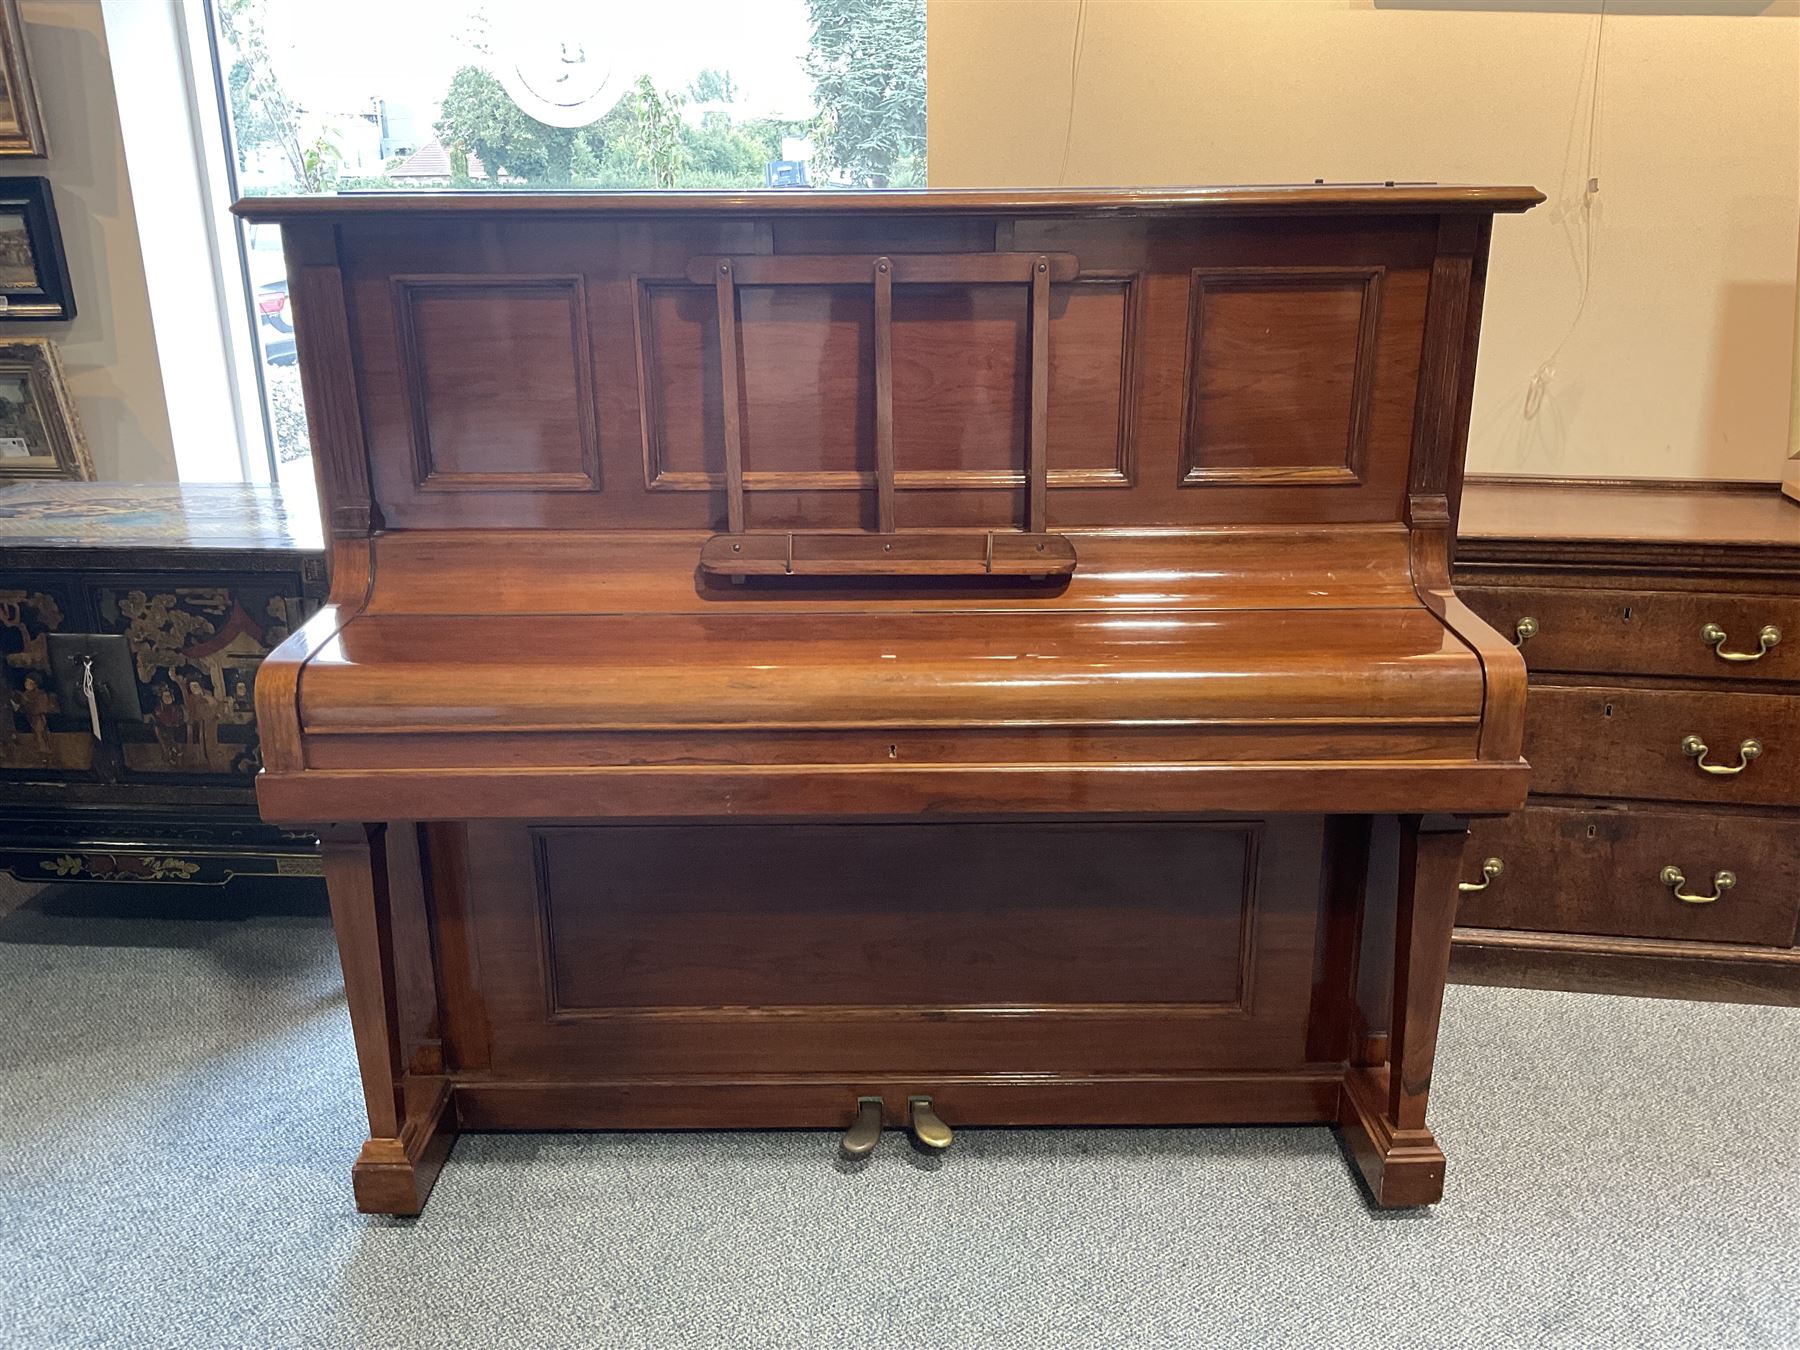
[240,185,1540,1214]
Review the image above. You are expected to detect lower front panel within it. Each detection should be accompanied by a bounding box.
[429,816,1350,1115]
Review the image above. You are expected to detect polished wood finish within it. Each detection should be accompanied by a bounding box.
[394,275,600,493]
[534,821,1259,1011]
[239,186,1538,1212]
[695,529,1078,577]
[1454,478,1800,1004]
[1182,266,1382,485]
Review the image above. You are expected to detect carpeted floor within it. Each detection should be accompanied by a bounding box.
[1,880,1796,1350]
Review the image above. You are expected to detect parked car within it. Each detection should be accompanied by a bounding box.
[257,277,295,366]
[764,159,810,188]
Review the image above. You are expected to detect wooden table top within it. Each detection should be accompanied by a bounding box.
[0,482,323,552]
[1459,478,1800,564]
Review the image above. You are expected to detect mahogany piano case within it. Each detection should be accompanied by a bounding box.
[239,185,1540,1214]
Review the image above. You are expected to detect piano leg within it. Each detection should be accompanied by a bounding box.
[1338,813,1469,1207]
[318,822,457,1216]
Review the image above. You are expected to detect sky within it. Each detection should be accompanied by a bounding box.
[256,0,819,131]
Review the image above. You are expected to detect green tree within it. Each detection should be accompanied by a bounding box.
[683,111,766,182]
[688,68,737,104]
[739,117,811,165]
[804,0,926,187]
[302,131,343,189]
[435,65,610,185]
[217,0,319,188]
[623,76,688,189]
[226,60,281,171]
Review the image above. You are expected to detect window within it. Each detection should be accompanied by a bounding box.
[204,0,928,494]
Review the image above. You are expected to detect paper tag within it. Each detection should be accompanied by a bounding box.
[81,656,102,739]
[0,437,30,459]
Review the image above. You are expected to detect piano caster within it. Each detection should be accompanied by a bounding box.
[840,1096,884,1159]
[907,1096,954,1152]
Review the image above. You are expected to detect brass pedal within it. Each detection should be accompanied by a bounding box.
[840,1096,884,1158]
[907,1095,954,1152]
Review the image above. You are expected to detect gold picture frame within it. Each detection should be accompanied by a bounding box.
[0,0,46,159]
[0,338,91,481]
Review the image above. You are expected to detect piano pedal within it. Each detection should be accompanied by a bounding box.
[840,1096,884,1159]
[907,1096,954,1152]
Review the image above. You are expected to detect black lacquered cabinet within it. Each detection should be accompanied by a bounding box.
[0,482,327,884]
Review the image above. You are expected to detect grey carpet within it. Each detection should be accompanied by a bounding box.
[1,883,1796,1350]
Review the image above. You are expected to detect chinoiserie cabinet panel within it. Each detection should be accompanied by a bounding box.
[0,575,95,778]
[0,483,327,885]
[90,577,315,780]
[1452,478,1800,1005]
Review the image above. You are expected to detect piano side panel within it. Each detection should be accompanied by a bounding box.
[331,212,1440,533]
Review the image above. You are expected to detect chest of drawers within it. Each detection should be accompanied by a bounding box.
[1452,478,1800,1004]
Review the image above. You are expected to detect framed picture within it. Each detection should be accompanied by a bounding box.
[0,338,90,481]
[0,178,71,318]
[0,0,44,158]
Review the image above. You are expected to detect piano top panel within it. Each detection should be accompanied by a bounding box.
[235,184,1545,221]
[300,203,1484,535]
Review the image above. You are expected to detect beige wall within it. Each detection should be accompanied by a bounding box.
[5,0,174,481]
[928,0,1800,482]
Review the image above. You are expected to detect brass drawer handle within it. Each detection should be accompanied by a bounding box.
[1457,856,1503,893]
[1681,734,1762,776]
[1700,622,1780,662]
[1660,865,1735,905]
[1512,617,1539,648]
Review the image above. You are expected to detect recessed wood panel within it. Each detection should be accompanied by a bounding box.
[737,284,875,477]
[1180,267,1383,486]
[534,821,1257,1012]
[638,276,1135,492]
[1048,274,1137,486]
[637,281,872,487]
[891,284,1026,475]
[395,276,599,492]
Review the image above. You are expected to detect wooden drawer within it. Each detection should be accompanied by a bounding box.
[1525,685,1800,807]
[1459,585,1799,684]
[1460,806,1800,947]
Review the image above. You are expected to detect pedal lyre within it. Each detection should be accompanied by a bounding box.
[908,1096,954,1152]
[840,1096,884,1158]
